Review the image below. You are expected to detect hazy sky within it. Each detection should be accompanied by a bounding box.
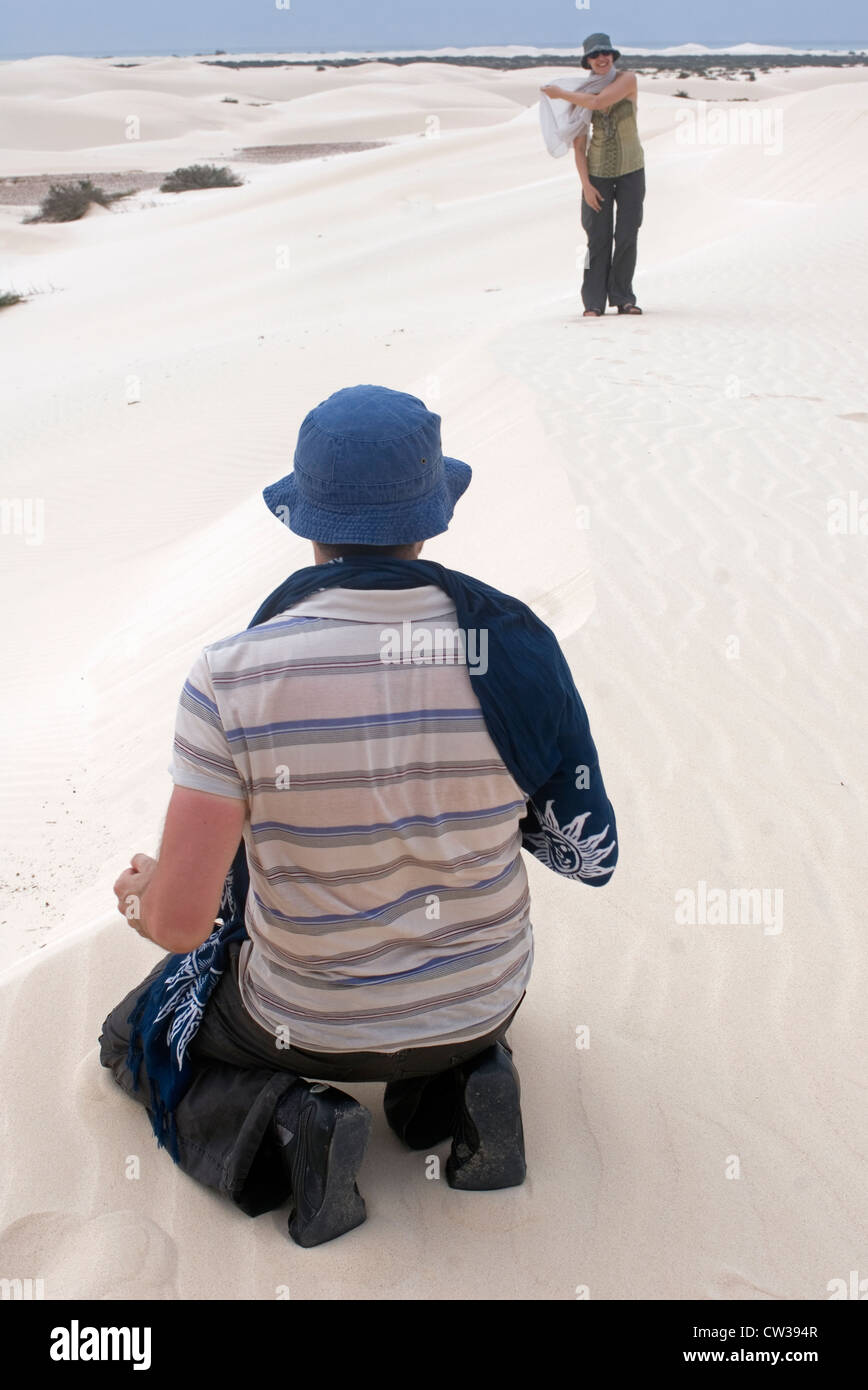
[3,0,866,59]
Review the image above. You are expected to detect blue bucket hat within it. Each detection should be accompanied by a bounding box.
[581,32,621,68]
[263,384,472,545]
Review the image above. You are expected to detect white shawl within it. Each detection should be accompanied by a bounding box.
[539,66,619,158]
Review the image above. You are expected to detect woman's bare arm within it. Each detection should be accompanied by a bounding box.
[542,72,636,111]
[573,137,602,211]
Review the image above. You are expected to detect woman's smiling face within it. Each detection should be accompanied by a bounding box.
[588,52,614,75]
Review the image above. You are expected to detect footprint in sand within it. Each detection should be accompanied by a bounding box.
[73,1046,172,1213]
[0,1209,178,1300]
[837,412,868,424]
[74,1046,120,1121]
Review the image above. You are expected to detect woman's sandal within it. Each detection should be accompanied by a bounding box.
[617,304,643,315]
[583,308,604,317]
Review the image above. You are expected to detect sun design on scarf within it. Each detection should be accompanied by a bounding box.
[523,799,616,879]
[153,928,226,1069]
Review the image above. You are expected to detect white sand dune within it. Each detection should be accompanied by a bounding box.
[0,56,866,1299]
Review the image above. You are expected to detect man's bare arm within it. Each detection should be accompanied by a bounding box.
[114,786,247,952]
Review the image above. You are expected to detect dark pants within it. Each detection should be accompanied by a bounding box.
[580,167,646,312]
[99,940,523,1216]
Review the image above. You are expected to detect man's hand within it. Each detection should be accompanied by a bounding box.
[583,183,604,212]
[114,853,158,937]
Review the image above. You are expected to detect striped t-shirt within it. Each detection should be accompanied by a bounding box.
[169,585,533,1054]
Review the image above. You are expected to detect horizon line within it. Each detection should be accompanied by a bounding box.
[4,39,868,62]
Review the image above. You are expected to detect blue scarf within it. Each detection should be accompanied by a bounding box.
[125,556,588,1159]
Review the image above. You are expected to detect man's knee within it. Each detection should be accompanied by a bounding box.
[97,955,173,1081]
[98,1001,140,1095]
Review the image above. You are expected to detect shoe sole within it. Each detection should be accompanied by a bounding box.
[288,1100,372,1248]
[446,1055,527,1191]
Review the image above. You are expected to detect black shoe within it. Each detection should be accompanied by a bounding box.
[383,1068,462,1150]
[273,1080,372,1248]
[446,1042,526,1191]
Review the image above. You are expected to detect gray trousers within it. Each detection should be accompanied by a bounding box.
[99,940,523,1216]
[580,166,646,312]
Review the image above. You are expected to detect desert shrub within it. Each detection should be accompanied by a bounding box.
[28,180,102,222]
[24,179,135,223]
[673,88,689,99]
[159,163,243,192]
[222,96,238,102]
[0,290,24,309]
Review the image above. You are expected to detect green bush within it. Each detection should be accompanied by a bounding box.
[25,179,135,223]
[673,88,689,99]
[159,163,243,192]
[0,290,24,309]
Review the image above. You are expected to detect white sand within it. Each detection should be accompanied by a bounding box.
[0,55,866,1300]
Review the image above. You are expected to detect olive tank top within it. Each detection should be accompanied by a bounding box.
[587,97,644,178]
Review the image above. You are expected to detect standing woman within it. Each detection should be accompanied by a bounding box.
[542,33,645,317]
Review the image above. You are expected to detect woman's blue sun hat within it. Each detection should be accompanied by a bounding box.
[263,384,472,545]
